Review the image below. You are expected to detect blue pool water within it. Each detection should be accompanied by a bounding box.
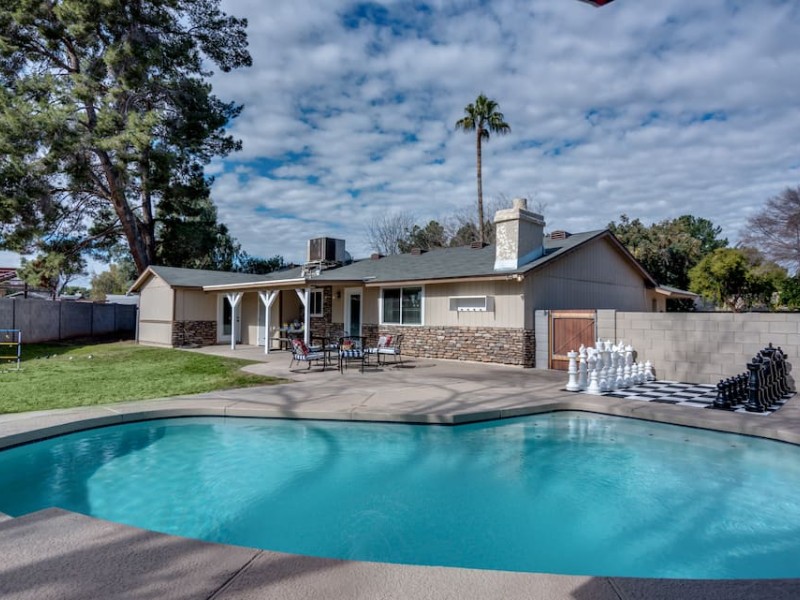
[1,413,800,579]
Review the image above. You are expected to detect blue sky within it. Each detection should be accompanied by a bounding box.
[3,0,800,274]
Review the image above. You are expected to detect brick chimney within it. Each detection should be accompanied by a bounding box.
[493,198,545,270]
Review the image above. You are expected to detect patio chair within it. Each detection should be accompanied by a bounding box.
[366,334,403,366]
[290,338,327,371]
[338,335,367,373]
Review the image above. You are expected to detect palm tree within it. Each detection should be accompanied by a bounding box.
[455,94,511,245]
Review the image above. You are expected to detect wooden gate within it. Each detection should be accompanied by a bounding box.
[549,310,596,370]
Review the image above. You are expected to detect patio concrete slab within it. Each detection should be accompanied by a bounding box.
[213,550,621,600]
[2,345,800,600]
[0,508,259,600]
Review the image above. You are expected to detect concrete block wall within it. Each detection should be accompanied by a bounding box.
[60,302,93,339]
[534,310,549,368]
[92,304,117,335]
[596,311,800,385]
[13,300,60,342]
[0,298,135,343]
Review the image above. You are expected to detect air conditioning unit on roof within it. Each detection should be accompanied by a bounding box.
[307,237,346,264]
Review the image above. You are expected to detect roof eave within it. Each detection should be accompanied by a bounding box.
[363,273,525,287]
[654,286,699,299]
[202,277,308,292]
[128,267,156,293]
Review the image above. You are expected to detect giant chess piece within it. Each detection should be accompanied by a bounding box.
[587,367,602,395]
[774,347,789,395]
[778,346,795,393]
[616,364,625,389]
[566,350,580,391]
[644,360,655,382]
[578,345,588,390]
[713,379,731,409]
[603,342,613,376]
[599,367,609,392]
[637,362,646,384]
[595,340,605,371]
[745,359,765,413]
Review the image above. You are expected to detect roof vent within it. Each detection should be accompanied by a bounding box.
[370,253,383,260]
[550,230,571,240]
[410,247,424,255]
[470,241,486,249]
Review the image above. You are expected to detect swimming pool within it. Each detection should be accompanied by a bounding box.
[1,412,799,579]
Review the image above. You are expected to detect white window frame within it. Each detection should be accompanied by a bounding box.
[309,288,324,317]
[379,285,424,326]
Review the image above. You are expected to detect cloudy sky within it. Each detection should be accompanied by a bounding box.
[3,0,800,273]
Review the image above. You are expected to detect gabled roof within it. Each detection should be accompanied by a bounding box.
[129,264,304,292]
[314,230,610,284]
[129,229,659,293]
[654,285,699,299]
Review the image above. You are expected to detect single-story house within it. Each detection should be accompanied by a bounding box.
[130,199,694,367]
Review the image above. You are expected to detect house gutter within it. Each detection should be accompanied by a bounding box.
[363,274,525,287]
[202,278,307,292]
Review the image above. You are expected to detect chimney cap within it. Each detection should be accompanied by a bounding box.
[512,197,528,210]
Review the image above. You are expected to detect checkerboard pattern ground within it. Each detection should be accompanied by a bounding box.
[580,381,793,415]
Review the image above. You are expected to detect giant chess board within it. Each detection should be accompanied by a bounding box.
[589,381,793,415]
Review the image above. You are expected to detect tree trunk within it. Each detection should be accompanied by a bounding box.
[476,129,484,245]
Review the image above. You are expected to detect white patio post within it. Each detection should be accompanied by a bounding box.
[225,292,243,350]
[258,291,278,354]
[295,287,310,345]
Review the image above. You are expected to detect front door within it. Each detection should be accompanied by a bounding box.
[344,288,362,337]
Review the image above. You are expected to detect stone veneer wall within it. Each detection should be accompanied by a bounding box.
[310,287,334,339]
[375,325,535,367]
[172,320,216,347]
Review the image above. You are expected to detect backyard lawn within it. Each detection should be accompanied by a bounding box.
[0,341,283,414]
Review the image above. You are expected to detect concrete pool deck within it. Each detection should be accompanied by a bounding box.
[2,346,800,599]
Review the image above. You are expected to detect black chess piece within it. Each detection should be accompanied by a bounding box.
[714,379,730,409]
[745,359,765,413]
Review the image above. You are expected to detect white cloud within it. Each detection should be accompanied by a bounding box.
[204,0,800,264]
[0,251,21,269]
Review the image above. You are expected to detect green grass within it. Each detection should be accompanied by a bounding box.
[0,341,284,414]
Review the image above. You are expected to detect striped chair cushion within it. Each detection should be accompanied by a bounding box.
[295,351,325,361]
[340,349,364,358]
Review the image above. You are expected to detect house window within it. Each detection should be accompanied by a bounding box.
[309,289,324,317]
[381,287,422,325]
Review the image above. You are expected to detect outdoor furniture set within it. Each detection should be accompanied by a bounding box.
[289,334,403,373]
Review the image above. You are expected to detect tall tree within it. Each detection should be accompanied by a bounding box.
[609,214,727,290]
[397,220,448,253]
[90,263,133,301]
[234,253,286,275]
[0,0,251,275]
[154,166,241,271]
[455,94,510,246]
[18,249,86,299]
[741,186,800,274]
[689,247,786,312]
[366,211,416,255]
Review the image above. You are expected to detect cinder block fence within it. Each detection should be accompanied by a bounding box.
[0,298,136,343]
[536,310,800,385]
